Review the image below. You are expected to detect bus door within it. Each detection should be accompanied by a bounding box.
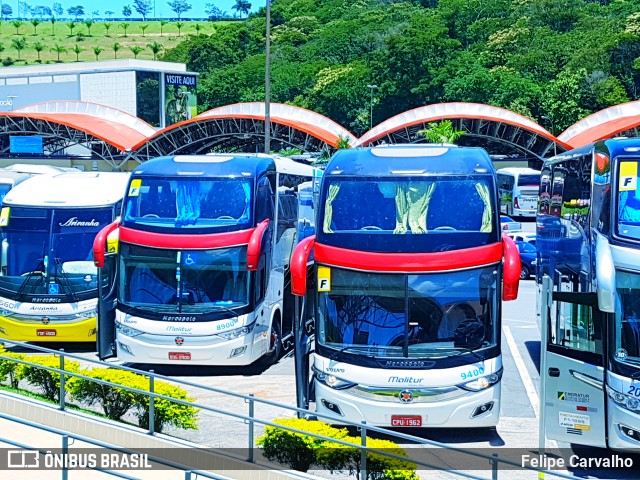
[97,252,118,360]
[294,268,316,414]
[542,283,607,447]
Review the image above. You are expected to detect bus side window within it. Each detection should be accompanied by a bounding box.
[550,301,602,356]
[255,176,275,222]
[254,253,267,304]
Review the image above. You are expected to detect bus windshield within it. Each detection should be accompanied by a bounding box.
[615,270,640,368]
[0,184,12,204]
[122,177,253,232]
[317,266,498,359]
[0,207,112,299]
[118,244,249,316]
[616,159,640,241]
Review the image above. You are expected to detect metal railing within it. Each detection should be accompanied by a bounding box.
[0,340,580,480]
[0,411,231,480]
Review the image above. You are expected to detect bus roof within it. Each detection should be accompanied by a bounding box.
[495,167,541,175]
[545,138,640,167]
[132,154,318,179]
[4,163,79,175]
[3,172,130,208]
[324,145,494,177]
[0,170,32,187]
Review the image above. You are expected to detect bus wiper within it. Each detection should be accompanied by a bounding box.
[54,258,79,302]
[16,256,46,299]
[209,303,238,317]
[435,344,485,362]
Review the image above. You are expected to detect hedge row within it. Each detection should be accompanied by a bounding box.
[0,346,199,433]
[257,418,418,480]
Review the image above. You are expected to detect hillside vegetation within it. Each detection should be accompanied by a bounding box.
[0,19,228,64]
[159,0,640,137]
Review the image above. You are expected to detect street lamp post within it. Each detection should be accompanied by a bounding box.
[264,0,271,154]
[542,115,557,156]
[367,84,377,130]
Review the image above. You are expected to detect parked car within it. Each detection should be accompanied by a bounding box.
[516,240,538,279]
[501,215,522,233]
[507,232,536,246]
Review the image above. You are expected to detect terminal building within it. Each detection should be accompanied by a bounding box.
[0,60,198,129]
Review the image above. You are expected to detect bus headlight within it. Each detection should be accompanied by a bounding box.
[116,322,144,338]
[217,321,256,340]
[459,370,502,391]
[608,386,640,413]
[313,367,356,390]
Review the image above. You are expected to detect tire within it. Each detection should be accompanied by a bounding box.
[520,265,530,280]
[259,317,282,367]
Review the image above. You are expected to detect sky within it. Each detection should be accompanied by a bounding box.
[14,1,261,19]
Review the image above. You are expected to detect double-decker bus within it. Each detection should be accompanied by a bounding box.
[0,172,129,342]
[537,138,640,451]
[290,144,521,428]
[94,154,321,366]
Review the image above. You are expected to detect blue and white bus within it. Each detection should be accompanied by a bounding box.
[94,154,321,366]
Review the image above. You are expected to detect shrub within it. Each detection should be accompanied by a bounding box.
[67,368,138,421]
[17,355,80,402]
[258,418,349,472]
[2,57,14,66]
[257,418,418,480]
[0,345,25,389]
[131,379,200,433]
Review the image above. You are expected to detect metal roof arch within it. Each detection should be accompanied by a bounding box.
[133,102,358,160]
[356,102,571,161]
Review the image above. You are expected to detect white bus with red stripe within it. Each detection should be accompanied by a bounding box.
[290,145,521,427]
[94,154,320,366]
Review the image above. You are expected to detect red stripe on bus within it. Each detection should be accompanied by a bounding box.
[313,243,503,272]
[119,226,254,250]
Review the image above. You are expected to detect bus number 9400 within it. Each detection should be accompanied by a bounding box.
[460,367,485,380]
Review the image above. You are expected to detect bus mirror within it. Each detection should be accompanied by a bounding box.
[291,235,316,296]
[93,220,120,268]
[247,219,270,271]
[502,234,521,301]
[594,233,616,313]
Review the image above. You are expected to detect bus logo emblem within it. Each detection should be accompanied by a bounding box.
[175,337,184,345]
[399,390,414,403]
[41,316,50,324]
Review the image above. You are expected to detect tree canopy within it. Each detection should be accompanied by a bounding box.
[160,0,640,136]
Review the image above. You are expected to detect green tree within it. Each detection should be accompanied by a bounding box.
[33,40,44,61]
[133,0,152,20]
[176,21,184,37]
[11,37,26,60]
[67,5,84,20]
[232,0,251,19]
[93,46,103,60]
[29,18,40,34]
[120,22,129,37]
[66,22,76,36]
[10,20,23,35]
[419,120,466,144]
[147,41,163,60]
[140,23,148,36]
[72,44,83,61]
[192,23,203,35]
[49,16,56,35]
[50,43,67,62]
[159,19,168,36]
[83,18,94,35]
[167,0,191,20]
[112,41,121,58]
[130,45,144,58]
[103,22,111,36]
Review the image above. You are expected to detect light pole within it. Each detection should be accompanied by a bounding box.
[542,115,557,156]
[264,0,271,154]
[367,84,377,130]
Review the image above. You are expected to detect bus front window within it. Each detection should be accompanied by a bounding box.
[615,271,640,368]
[617,159,640,241]
[317,267,498,359]
[119,244,250,315]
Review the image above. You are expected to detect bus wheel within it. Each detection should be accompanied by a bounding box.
[261,320,282,366]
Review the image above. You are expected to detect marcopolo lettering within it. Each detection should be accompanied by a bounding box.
[59,217,100,227]
[165,74,197,87]
[161,315,197,322]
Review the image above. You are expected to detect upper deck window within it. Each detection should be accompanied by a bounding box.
[122,177,253,233]
[322,178,493,234]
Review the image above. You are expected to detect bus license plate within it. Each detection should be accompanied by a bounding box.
[168,352,191,360]
[391,415,421,427]
[36,329,57,337]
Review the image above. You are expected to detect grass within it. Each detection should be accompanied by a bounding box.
[0,19,230,65]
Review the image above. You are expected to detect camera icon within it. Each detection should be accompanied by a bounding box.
[7,450,39,468]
